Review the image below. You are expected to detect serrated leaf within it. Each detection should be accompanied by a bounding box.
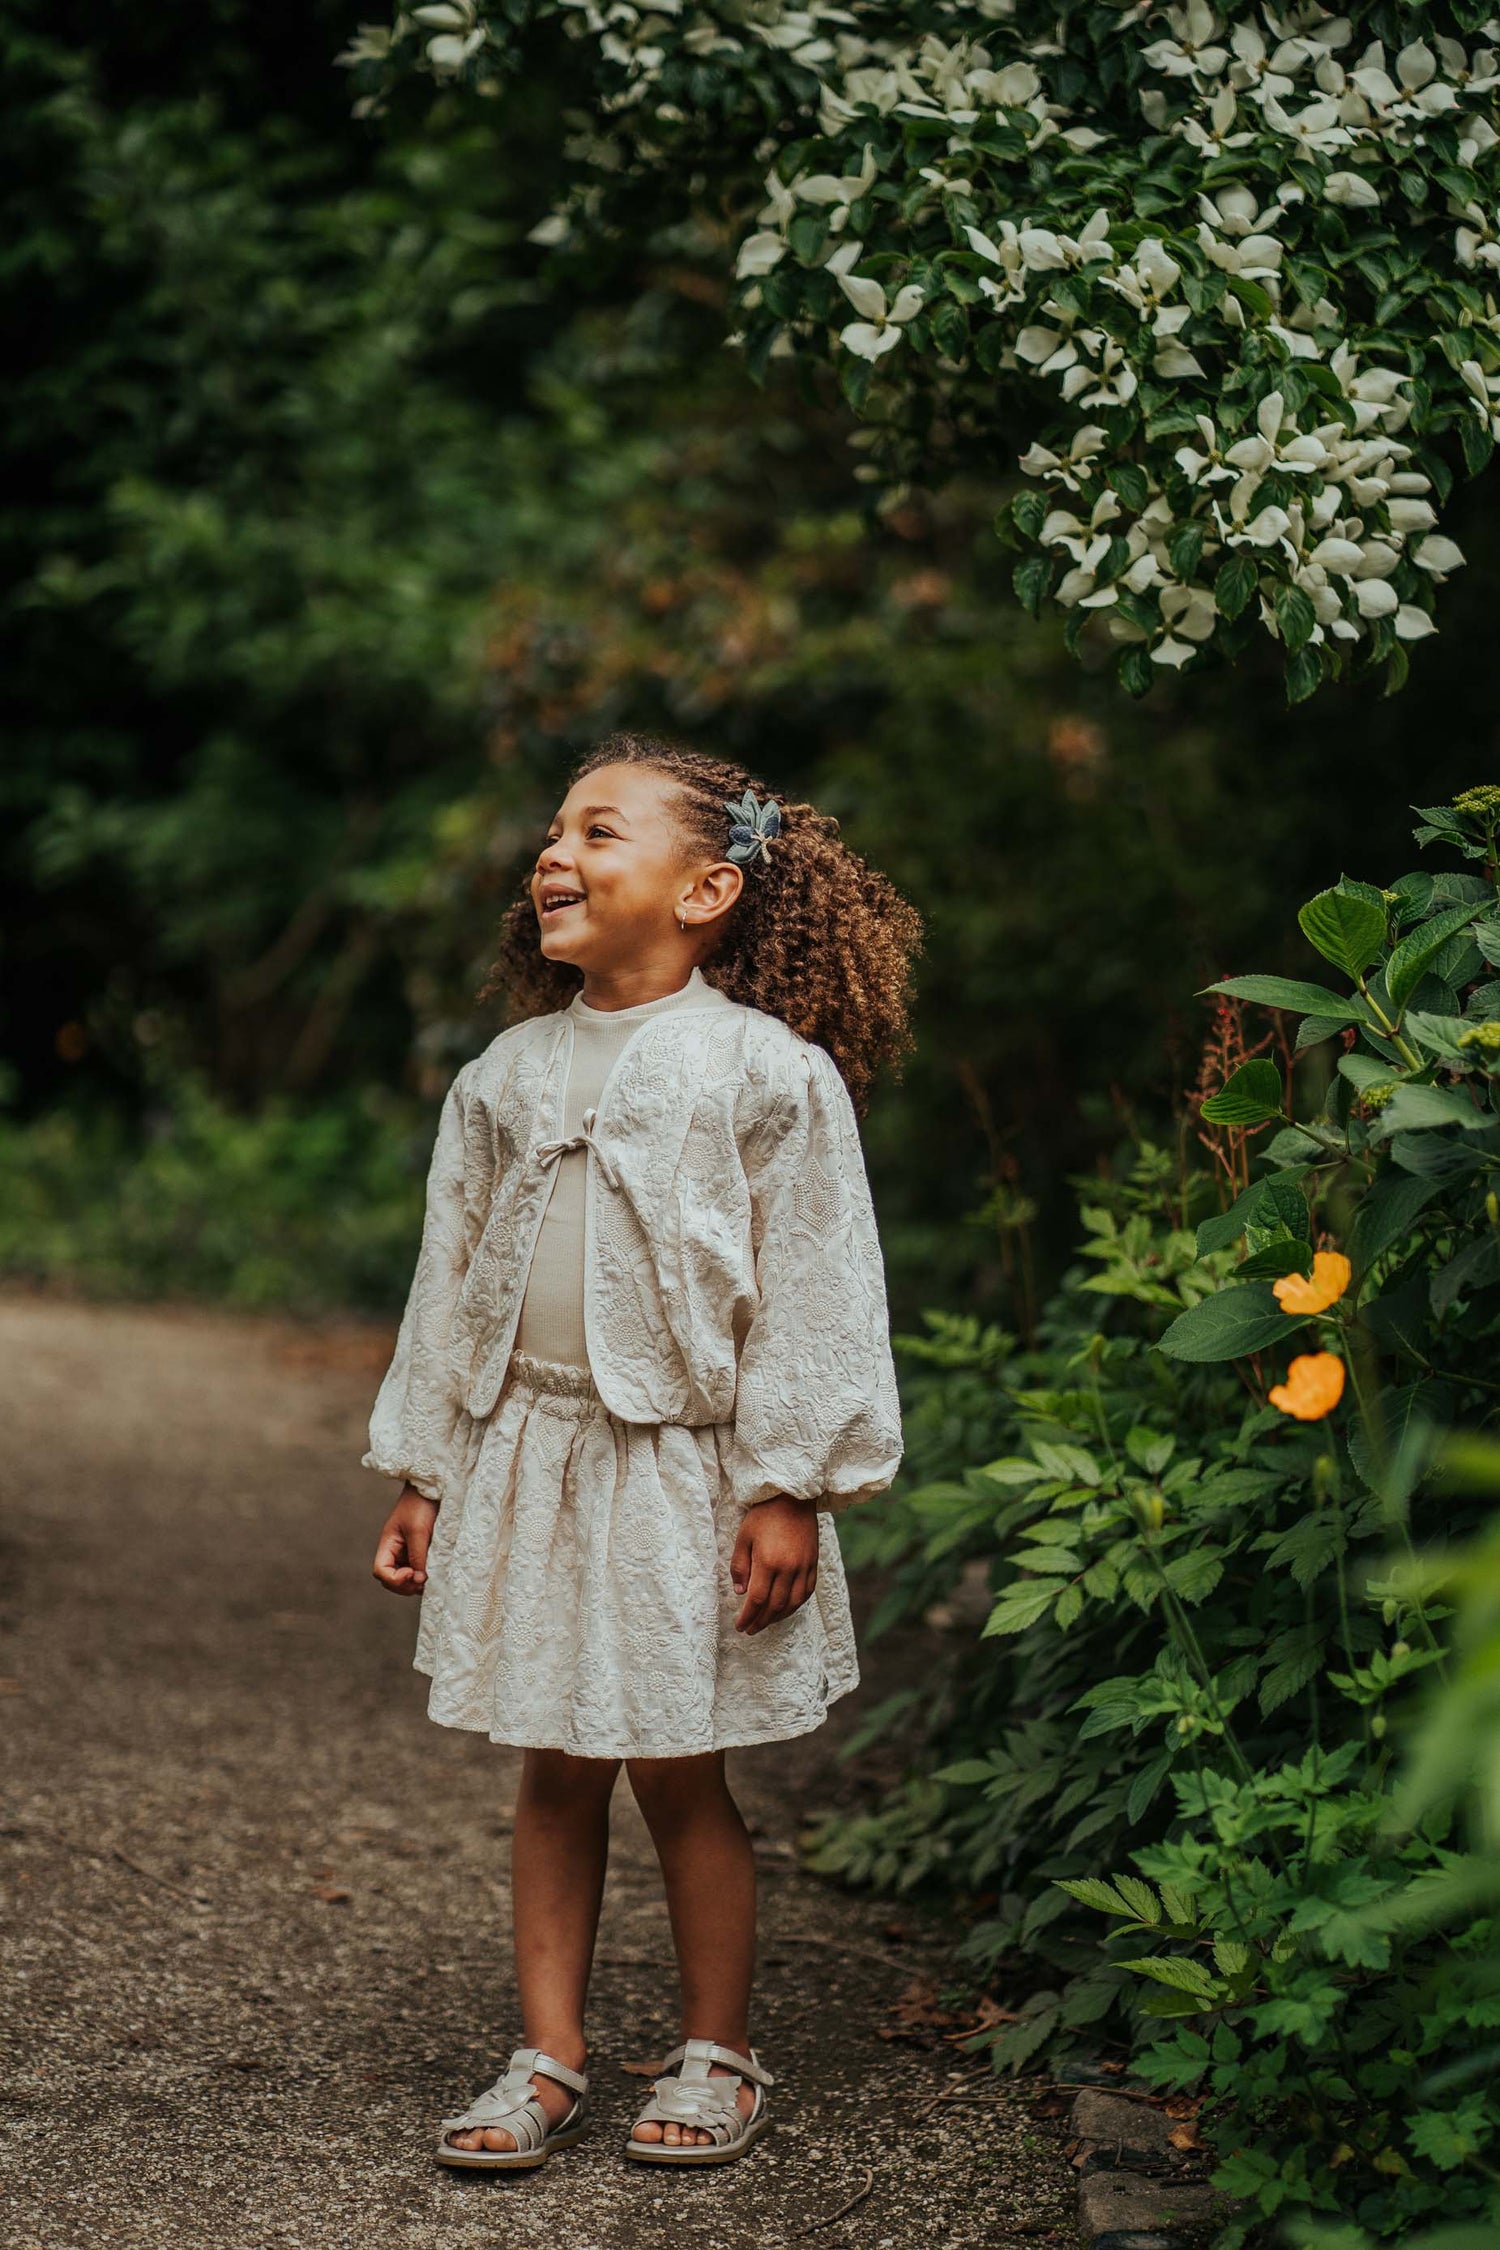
[1126,1955,1219,1999]
[932,1759,995,1786]
[1204,975,1362,1021]
[1380,1084,1488,1134]
[982,1580,1066,1636]
[1159,1284,1308,1362]
[1113,1876,1162,1923]
[1215,552,1257,620]
[1386,901,1482,1011]
[1274,582,1317,653]
[1298,886,1388,978]
[1054,1876,1137,1917]
[1200,1057,1284,1126]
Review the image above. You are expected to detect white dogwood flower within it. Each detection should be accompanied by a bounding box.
[835,264,926,359]
[1324,169,1381,207]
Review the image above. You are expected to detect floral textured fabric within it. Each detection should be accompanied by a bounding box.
[415,1353,859,1755]
[365,992,903,1754]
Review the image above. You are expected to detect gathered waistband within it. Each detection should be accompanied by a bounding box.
[506,1350,599,1403]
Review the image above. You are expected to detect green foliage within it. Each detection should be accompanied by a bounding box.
[361,0,1500,693]
[813,797,1500,2241]
[0,1074,425,1311]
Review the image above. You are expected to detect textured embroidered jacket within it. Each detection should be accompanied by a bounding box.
[364,998,904,1514]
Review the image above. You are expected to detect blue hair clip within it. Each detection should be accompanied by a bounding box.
[724,788,782,868]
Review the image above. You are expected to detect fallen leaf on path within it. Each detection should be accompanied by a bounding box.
[1169,2121,1204,2151]
[875,1976,965,2042]
[621,2058,666,2078]
[312,1885,351,1904]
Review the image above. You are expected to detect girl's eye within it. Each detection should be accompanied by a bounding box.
[586,824,616,840]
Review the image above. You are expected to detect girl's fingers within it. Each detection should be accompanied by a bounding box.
[735,1559,776,1634]
[742,1568,800,1635]
[729,1517,754,1594]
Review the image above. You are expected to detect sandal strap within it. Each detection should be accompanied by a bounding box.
[513,2045,588,2097]
[660,2036,775,2089]
[440,2046,588,2144]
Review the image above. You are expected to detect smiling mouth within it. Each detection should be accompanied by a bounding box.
[540,891,585,918]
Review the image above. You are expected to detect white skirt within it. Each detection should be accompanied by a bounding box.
[414,1350,861,1759]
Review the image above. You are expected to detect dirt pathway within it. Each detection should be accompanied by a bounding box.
[0,1297,1071,2250]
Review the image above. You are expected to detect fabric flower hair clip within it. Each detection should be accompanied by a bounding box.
[725,788,782,869]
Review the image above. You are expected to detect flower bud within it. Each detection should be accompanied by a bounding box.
[1372,1713,1387,1739]
[1391,1641,1410,1659]
[1132,1490,1166,1534]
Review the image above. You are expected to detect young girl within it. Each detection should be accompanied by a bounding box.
[368,732,921,2172]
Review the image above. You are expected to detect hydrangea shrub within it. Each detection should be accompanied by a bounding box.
[349,1,1500,698]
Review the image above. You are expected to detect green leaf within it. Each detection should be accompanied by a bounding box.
[1274,582,1317,653]
[1380,1084,1488,1134]
[1203,975,1362,1021]
[1125,1955,1219,2000]
[1054,1876,1138,1918]
[1158,1284,1308,1362]
[1237,1239,1314,1280]
[1349,1171,1442,1272]
[1196,1170,1310,1255]
[1168,522,1205,581]
[1113,1876,1162,1923]
[1385,900,1482,1011]
[1032,1440,1102,1485]
[1013,555,1052,618]
[1285,644,1324,705]
[1200,1058,1284,1126]
[1431,1229,1500,1316]
[1111,462,1149,512]
[1215,552,1257,621]
[1118,644,1153,698]
[982,1579,1066,1636]
[932,1759,995,1786]
[1297,886,1389,978]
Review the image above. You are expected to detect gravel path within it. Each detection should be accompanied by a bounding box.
[0,1296,1072,2250]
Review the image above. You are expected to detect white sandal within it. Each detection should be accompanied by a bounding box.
[623,2037,774,2167]
[435,2046,589,2171]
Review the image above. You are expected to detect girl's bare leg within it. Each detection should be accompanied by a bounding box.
[624,1750,758,2147]
[447,1747,620,2152]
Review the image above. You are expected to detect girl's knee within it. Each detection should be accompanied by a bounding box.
[522,1746,620,1807]
[625,1751,727,1823]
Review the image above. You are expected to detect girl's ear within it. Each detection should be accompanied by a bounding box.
[680,858,745,930]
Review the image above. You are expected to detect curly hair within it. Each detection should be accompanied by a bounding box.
[479,732,923,1114]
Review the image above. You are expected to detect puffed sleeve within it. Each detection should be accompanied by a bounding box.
[363,1067,476,1503]
[728,1040,903,1514]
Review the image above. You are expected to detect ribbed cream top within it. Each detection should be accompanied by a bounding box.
[512,968,733,1370]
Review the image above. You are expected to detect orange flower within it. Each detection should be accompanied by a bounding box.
[1268,1352,1346,1421]
[1273,1250,1352,1316]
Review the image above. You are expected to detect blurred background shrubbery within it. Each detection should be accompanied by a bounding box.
[5,0,1496,1321]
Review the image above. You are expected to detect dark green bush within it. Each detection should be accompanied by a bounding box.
[0,1077,424,1312]
[822,792,1500,2242]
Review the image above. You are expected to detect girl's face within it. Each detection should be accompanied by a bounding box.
[531,762,743,976]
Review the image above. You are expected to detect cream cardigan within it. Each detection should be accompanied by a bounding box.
[364,989,903,1515]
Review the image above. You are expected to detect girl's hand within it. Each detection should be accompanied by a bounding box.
[372,1486,438,1596]
[731,1495,819,1635]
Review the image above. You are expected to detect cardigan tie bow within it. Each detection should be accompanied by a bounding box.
[534,1107,621,1191]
